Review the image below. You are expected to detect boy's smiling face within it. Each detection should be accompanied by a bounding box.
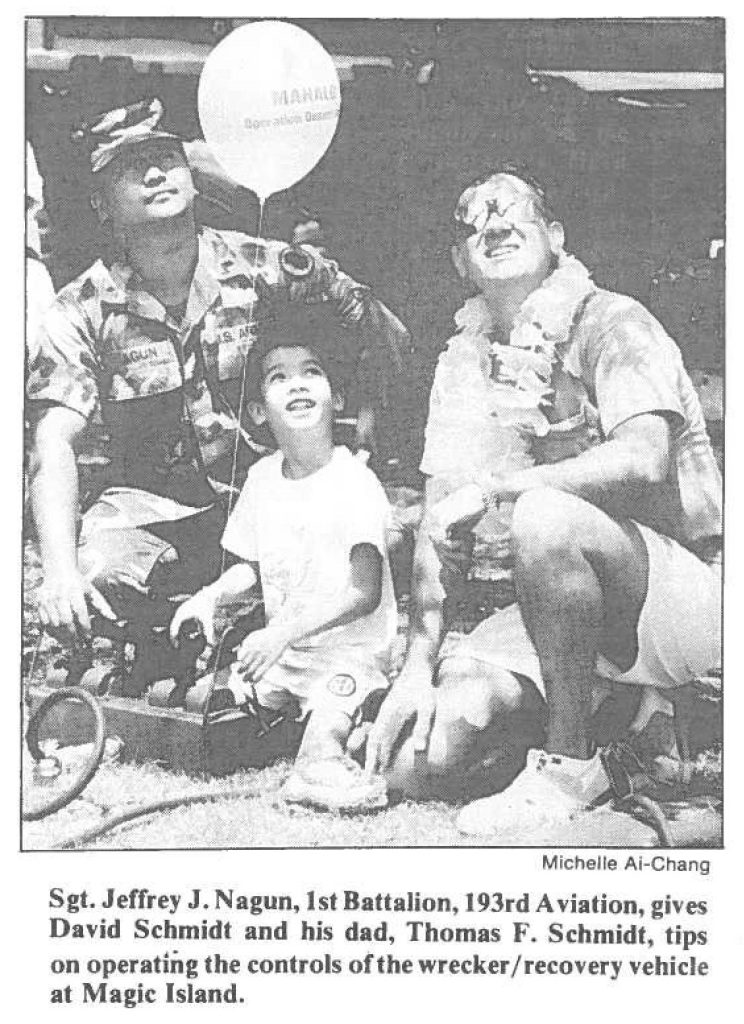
[251,345,342,439]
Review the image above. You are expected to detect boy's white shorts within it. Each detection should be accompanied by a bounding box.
[229,645,391,718]
[446,522,721,697]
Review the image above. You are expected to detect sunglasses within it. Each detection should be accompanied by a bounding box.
[452,194,544,245]
[107,143,186,181]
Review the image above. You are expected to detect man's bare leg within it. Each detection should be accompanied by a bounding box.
[511,488,648,759]
[455,488,651,836]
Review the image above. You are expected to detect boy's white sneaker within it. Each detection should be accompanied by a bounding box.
[456,748,611,837]
[282,756,388,813]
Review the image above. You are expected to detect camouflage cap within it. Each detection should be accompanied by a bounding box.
[75,98,182,175]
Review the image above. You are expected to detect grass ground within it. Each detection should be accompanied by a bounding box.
[22,541,722,852]
[22,755,476,850]
[21,539,472,849]
[22,740,722,851]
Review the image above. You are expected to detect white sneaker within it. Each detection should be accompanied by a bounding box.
[456,749,611,837]
[282,756,388,813]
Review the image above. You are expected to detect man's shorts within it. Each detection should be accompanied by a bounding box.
[445,522,721,696]
[229,646,391,720]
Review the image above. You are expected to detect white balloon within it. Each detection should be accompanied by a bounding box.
[198,21,341,201]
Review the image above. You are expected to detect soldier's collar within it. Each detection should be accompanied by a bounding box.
[188,228,263,320]
[101,228,259,323]
[198,226,262,284]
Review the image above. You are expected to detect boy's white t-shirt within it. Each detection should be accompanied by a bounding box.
[221,447,397,660]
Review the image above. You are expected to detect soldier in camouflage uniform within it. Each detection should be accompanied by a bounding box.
[26,99,408,644]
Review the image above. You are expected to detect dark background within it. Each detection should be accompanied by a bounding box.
[26,17,725,475]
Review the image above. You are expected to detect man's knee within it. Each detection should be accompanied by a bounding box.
[511,490,648,629]
[426,658,529,773]
[511,488,583,566]
[438,657,527,717]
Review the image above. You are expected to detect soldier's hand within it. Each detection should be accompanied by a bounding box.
[284,244,336,303]
[37,569,116,644]
[328,273,369,325]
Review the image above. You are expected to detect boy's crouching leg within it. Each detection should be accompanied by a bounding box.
[385,657,546,802]
[283,704,389,812]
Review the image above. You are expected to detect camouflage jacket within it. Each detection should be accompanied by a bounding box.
[26,227,408,509]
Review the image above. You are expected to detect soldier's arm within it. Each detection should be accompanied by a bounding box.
[28,406,115,640]
[26,290,114,640]
[217,220,411,404]
[29,404,85,578]
[291,250,410,451]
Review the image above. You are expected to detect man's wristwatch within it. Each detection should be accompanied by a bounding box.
[478,474,501,512]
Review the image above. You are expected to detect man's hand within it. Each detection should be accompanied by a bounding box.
[37,568,116,644]
[236,625,291,683]
[365,664,437,775]
[429,521,479,577]
[428,482,487,535]
[425,483,486,575]
[169,587,218,647]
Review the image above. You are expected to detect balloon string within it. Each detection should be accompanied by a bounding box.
[220,196,266,578]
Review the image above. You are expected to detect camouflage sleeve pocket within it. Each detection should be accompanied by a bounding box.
[26,339,99,420]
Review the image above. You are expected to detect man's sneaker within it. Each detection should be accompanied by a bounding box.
[456,748,611,838]
[282,756,388,813]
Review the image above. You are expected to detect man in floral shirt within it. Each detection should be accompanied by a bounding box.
[366,165,721,838]
[26,99,407,647]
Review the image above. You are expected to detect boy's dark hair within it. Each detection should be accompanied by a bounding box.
[246,301,351,404]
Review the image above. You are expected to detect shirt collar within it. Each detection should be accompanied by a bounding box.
[100,227,254,326]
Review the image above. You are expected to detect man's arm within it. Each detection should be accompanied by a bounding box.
[404,478,454,671]
[29,404,115,639]
[430,413,672,551]
[237,543,383,682]
[487,316,679,518]
[493,412,672,517]
[365,476,454,774]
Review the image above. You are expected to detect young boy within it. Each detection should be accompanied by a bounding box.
[171,303,397,811]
